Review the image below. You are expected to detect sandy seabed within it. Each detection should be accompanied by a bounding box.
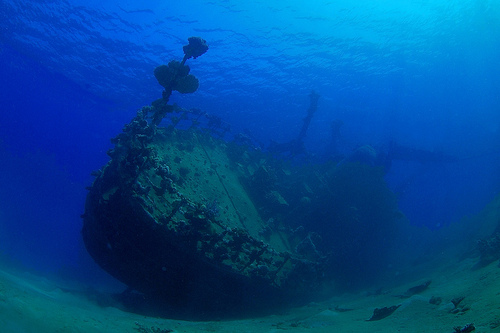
[0,251,499,333]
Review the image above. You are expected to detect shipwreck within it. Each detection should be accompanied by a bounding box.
[82,37,400,317]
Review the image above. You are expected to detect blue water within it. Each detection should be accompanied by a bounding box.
[1,0,499,285]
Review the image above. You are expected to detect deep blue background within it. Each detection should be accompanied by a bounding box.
[1,0,499,278]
